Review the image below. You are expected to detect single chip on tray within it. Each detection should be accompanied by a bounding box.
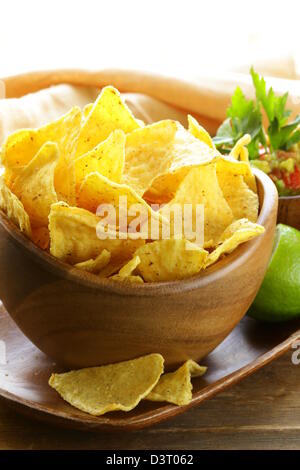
[49,353,164,416]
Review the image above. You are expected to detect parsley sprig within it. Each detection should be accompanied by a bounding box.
[213,68,300,159]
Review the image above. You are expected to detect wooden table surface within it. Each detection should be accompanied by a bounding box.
[0,351,299,450]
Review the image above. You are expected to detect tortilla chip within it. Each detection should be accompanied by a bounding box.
[1,106,81,170]
[217,172,259,222]
[75,129,125,192]
[1,107,82,204]
[75,86,141,157]
[125,121,252,206]
[160,164,233,246]
[147,157,254,205]
[230,134,251,161]
[83,103,93,119]
[11,142,59,228]
[228,134,257,193]
[123,120,177,195]
[74,249,111,273]
[31,226,50,250]
[188,115,215,149]
[147,360,207,406]
[124,122,219,200]
[116,255,140,276]
[77,171,166,238]
[49,202,144,265]
[206,218,265,267]
[49,353,164,416]
[110,256,144,283]
[0,177,31,236]
[134,239,208,282]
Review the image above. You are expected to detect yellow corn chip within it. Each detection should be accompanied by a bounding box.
[11,142,59,228]
[110,256,144,283]
[83,103,93,119]
[31,226,50,250]
[148,144,254,205]
[124,121,252,205]
[147,360,207,406]
[218,172,259,222]
[97,259,138,279]
[188,115,215,149]
[1,106,81,170]
[75,130,125,192]
[116,255,140,276]
[228,134,257,193]
[74,249,111,273]
[77,172,167,240]
[75,86,141,157]
[49,202,144,265]
[230,134,251,161]
[123,120,178,196]
[83,101,145,126]
[1,107,82,204]
[124,122,219,200]
[206,218,265,267]
[49,353,164,416]
[134,239,208,282]
[0,176,31,236]
[160,164,233,246]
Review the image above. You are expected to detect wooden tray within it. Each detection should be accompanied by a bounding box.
[0,303,299,431]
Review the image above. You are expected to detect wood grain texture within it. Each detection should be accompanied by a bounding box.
[0,169,278,370]
[0,352,299,450]
[278,196,300,230]
[0,304,299,432]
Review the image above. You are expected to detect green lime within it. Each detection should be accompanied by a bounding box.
[248,224,300,322]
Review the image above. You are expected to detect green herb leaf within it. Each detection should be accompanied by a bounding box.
[286,128,300,150]
[214,68,300,157]
[250,67,300,151]
[250,67,291,127]
[269,114,300,150]
[214,87,263,159]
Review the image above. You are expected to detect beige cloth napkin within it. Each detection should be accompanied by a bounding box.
[0,85,191,145]
[0,85,99,145]
[0,68,299,145]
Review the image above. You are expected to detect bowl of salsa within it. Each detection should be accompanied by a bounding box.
[214,68,300,230]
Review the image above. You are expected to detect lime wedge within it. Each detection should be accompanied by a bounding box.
[248,224,300,322]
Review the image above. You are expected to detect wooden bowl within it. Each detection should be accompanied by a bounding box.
[278,196,300,230]
[0,169,278,370]
[0,70,278,369]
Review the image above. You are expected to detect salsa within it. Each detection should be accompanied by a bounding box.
[252,145,300,196]
[213,68,300,197]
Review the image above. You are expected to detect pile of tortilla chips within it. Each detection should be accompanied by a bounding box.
[0,86,264,283]
[49,354,207,416]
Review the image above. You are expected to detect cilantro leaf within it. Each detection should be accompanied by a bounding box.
[269,114,300,150]
[250,67,300,150]
[212,118,235,149]
[250,67,291,127]
[213,87,263,159]
[227,86,254,121]
[214,68,300,157]
[286,128,300,150]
